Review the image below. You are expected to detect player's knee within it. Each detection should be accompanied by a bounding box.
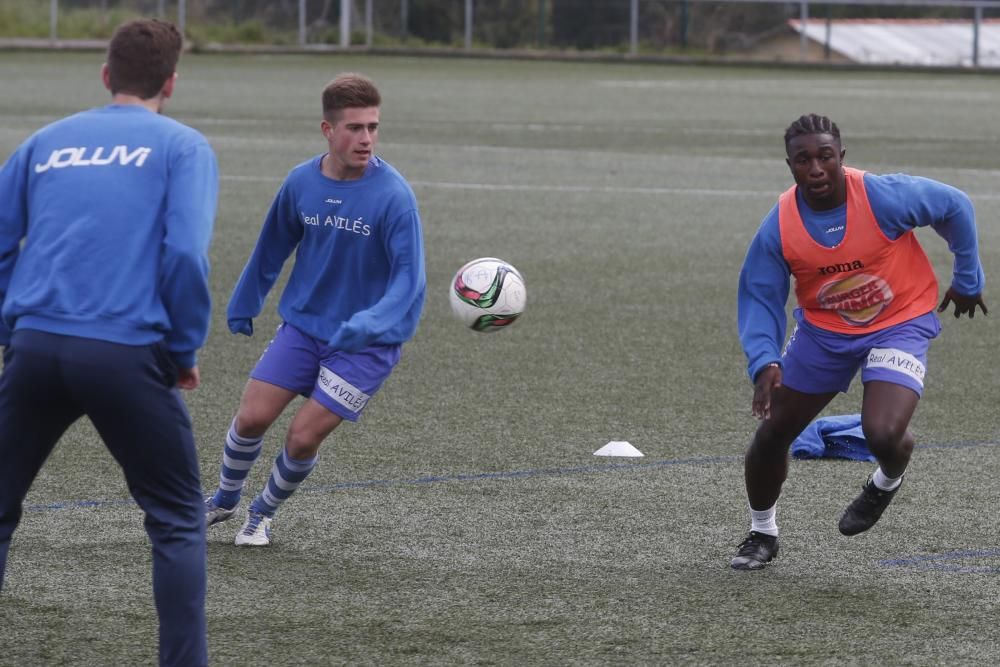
[285,425,323,460]
[234,410,272,439]
[863,421,912,458]
[751,419,798,453]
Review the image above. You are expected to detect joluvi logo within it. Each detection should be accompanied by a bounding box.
[35,146,152,173]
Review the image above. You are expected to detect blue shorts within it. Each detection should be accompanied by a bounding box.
[781,311,941,396]
[250,322,401,422]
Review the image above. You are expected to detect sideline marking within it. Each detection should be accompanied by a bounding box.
[23,439,1000,514]
[879,549,1000,574]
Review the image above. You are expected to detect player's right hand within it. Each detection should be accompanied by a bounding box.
[177,366,200,390]
[752,364,782,420]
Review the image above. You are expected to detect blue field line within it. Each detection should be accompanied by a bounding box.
[23,453,738,513]
[21,438,1000,514]
[25,498,137,512]
[879,548,1000,573]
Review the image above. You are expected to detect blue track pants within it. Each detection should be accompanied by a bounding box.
[0,330,207,667]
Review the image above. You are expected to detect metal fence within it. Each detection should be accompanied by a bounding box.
[2,0,999,66]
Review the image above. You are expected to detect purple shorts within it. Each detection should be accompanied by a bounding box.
[250,322,401,422]
[781,311,941,396]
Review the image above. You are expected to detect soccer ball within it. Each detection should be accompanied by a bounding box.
[449,257,527,332]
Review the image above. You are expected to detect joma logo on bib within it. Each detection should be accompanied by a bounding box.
[34,145,153,173]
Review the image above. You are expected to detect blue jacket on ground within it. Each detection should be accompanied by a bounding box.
[791,414,875,462]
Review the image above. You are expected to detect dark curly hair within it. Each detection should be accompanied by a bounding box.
[784,114,841,150]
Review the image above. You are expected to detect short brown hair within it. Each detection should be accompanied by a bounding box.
[322,73,381,122]
[106,19,183,99]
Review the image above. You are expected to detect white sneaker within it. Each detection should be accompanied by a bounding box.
[204,496,237,526]
[234,511,272,546]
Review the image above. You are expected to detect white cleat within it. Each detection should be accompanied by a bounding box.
[234,511,272,546]
[204,496,237,527]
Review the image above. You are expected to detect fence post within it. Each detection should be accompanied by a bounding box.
[179,0,186,39]
[465,0,473,49]
[49,0,58,41]
[799,1,809,60]
[680,0,688,48]
[973,3,982,66]
[366,0,373,47]
[537,0,546,46]
[340,0,350,46]
[630,0,638,55]
[824,6,832,60]
[299,0,306,46]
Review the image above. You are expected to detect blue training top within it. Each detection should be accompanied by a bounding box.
[0,104,218,368]
[227,154,426,352]
[738,172,985,382]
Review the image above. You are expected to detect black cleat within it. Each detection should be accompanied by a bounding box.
[838,476,902,536]
[730,531,779,570]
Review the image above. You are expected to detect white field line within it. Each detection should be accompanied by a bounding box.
[221,174,764,197]
[221,174,1000,201]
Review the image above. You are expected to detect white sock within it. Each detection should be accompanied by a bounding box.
[872,467,902,492]
[749,503,778,536]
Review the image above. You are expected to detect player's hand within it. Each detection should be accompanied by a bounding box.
[937,287,988,319]
[752,364,782,421]
[327,315,372,353]
[228,317,254,336]
[177,366,200,390]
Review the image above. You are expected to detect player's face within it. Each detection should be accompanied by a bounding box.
[785,132,846,211]
[321,106,379,180]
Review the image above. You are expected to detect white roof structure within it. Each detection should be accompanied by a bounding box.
[789,18,1000,67]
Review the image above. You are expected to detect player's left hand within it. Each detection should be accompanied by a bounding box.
[228,317,253,336]
[937,287,988,319]
[327,315,372,353]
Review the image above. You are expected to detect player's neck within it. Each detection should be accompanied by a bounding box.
[110,93,163,114]
[321,154,366,181]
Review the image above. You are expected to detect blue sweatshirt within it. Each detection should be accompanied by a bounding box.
[227,154,426,351]
[0,105,218,368]
[738,172,985,382]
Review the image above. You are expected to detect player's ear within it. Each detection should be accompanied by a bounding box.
[321,119,333,140]
[101,63,112,92]
[161,72,177,99]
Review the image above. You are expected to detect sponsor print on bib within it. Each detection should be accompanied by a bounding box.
[866,347,925,387]
[817,273,894,326]
[317,366,371,414]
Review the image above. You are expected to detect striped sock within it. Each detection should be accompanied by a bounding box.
[249,447,318,517]
[212,420,264,510]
